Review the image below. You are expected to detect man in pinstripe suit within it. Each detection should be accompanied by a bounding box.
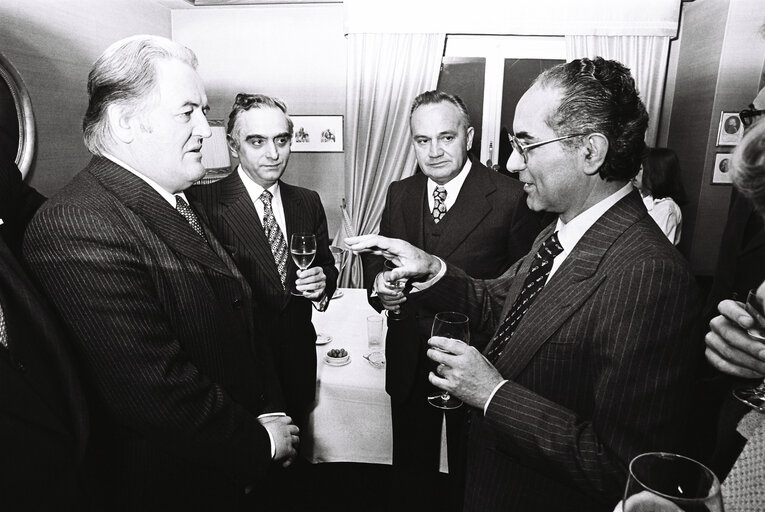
[348,57,702,511]
[23,36,298,510]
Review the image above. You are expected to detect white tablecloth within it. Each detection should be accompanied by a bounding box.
[304,288,393,464]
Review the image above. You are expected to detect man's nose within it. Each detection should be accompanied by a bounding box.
[506,149,525,173]
[266,140,279,159]
[195,113,212,138]
[428,141,442,158]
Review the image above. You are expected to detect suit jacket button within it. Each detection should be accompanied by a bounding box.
[15,361,26,373]
[244,484,253,495]
[233,298,242,309]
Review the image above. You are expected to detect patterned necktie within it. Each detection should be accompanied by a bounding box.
[721,411,765,511]
[0,303,7,349]
[175,195,208,243]
[432,186,447,223]
[486,231,564,363]
[260,190,288,289]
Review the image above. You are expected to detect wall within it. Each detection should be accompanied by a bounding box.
[172,5,347,237]
[0,0,173,195]
[667,0,765,275]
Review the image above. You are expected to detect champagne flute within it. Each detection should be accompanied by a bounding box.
[621,452,723,511]
[328,244,348,299]
[428,312,470,410]
[732,289,765,412]
[290,233,316,296]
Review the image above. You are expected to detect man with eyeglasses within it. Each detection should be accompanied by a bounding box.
[347,57,701,512]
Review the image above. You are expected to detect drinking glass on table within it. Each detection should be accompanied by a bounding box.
[620,452,723,511]
[732,289,765,412]
[383,259,407,316]
[290,233,316,296]
[428,312,470,410]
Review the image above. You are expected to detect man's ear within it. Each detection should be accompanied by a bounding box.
[465,126,475,152]
[227,134,240,159]
[581,133,609,176]
[107,105,135,144]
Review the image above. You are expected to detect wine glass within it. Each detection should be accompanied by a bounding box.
[328,244,348,299]
[428,312,470,410]
[733,288,765,412]
[290,233,316,296]
[383,260,407,317]
[621,452,723,511]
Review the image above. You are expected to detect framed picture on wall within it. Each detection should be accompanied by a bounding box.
[712,152,733,185]
[290,115,343,152]
[716,111,744,146]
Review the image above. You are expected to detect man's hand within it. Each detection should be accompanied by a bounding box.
[705,298,765,379]
[295,267,326,301]
[259,415,300,468]
[374,272,406,313]
[345,234,442,283]
[426,336,504,409]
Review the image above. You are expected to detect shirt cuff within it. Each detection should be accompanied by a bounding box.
[484,380,509,415]
[257,412,287,459]
[409,257,446,292]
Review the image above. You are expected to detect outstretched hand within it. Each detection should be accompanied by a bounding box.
[344,234,442,283]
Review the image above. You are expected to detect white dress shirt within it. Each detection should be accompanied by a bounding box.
[425,159,472,213]
[237,166,287,235]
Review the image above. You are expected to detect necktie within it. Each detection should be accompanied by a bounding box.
[721,411,765,511]
[175,195,208,243]
[0,303,7,349]
[432,186,447,223]
[260,190,288,289]
[485,232,564,363]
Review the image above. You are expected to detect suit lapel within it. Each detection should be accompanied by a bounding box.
[401,173,427,249]
[433,163,493,259]
[89,157,232,277]
[495,191,646,380]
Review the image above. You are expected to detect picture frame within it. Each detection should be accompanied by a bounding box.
[711,152,733,185]
[290,115,343,152]
[0,51,36,177]
[716,111,743,146]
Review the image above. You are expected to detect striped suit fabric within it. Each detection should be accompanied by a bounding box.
[23,157,284,511]
[419,190,704,511]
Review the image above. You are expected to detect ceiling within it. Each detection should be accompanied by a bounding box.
[152,0,340,7]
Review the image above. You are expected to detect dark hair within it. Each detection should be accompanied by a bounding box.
[410,90,471,128]
[83,35,198,155]
[227,93,293,147]
[732,119,765,218]
[534,57,649,182]
[641,147,686,205]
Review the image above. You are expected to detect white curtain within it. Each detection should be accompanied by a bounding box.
[565,35,671,146]
[336,32,446,287]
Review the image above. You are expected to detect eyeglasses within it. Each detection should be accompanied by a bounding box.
[509,133,588,164]
[739,104,765,127]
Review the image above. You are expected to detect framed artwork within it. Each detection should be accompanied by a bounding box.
[711,152,733,185]
[290,115,343,152]
[0,51,35,177]
[717,111,743,146]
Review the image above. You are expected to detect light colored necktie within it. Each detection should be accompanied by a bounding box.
[175,195,208,243]
[721,410,765,511]
[0,303,7,348]
[432,186,447,223]
[485,232,564,363]
[260,190,288,288]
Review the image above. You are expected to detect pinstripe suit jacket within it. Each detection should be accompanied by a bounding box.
[189,173,337,419]
[421,190,701,511]
[23,157,284,510]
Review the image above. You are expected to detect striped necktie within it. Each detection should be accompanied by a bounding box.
[486,232,564,363]
[260,190,288,288]
[432,186,447,223]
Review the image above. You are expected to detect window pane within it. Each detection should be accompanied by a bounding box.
[437,57,486,161]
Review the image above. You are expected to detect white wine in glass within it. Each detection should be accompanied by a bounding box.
[428,312,470,410]
[290,233,316,296]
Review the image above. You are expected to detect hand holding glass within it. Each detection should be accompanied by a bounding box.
[428,312,470,410]
[290,233,316,296]
[733,288,765,412]
[383,260,407,316]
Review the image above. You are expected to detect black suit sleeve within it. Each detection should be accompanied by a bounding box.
[308,189,338,310]
[0,157,45,258]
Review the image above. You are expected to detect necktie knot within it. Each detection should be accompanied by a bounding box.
[432,186,447,223]
[175,195,207,242]
[260,190,273,205]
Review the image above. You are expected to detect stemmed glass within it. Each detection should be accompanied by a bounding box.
[428,312,470,410]
[290,233,316,296]
[329,245,349,299]
[733,289,765,412]
[621,452,724,511]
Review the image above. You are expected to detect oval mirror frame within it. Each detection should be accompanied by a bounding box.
[0,52,35,178]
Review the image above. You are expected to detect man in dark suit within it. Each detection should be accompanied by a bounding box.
[1,157,89,509]
[349,57,701,512]
[189,93,337,439]
[365,90,543,511]
[23,35,298,511]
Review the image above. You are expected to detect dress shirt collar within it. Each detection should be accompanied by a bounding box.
[102,153,187,207]
[237,165,281,205]
[426,159,472,211]
[554,182,634,254]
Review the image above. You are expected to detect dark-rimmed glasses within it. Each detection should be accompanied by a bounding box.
[739,104,765,127]
[509,133,588,164]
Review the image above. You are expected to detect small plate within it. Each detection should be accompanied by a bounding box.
[316,334,333,345]
[331,289,344,300]
[324,355,351,367]
[363,350,385,369]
